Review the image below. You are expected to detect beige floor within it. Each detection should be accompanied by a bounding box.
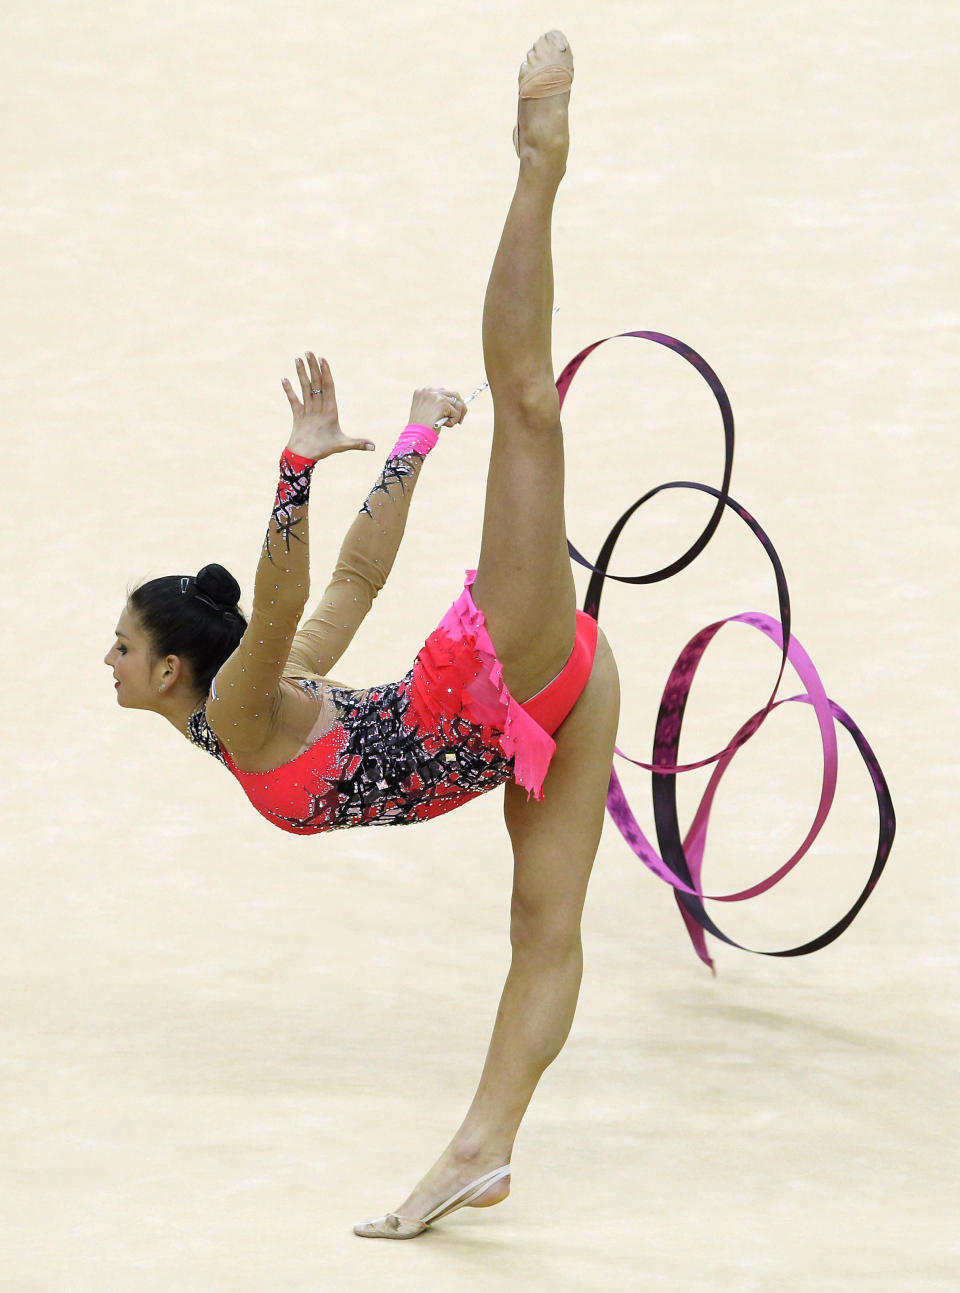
[2,1,958,1289]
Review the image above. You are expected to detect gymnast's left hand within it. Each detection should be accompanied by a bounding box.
[282,352,376,460]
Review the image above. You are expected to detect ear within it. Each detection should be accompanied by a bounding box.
[157,654,186,692]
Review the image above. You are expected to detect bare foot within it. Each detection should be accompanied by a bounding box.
[514,29,574,165]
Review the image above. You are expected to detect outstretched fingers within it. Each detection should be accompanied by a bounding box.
[281,353,373,459]
[281,376,303,416]
[327,435,376,455]
[295,355,313,404]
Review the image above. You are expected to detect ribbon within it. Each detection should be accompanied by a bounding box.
[557,331,895,970]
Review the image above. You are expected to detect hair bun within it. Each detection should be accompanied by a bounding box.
[195,563,241,611]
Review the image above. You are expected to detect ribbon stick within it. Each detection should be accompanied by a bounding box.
[557,331,895,970]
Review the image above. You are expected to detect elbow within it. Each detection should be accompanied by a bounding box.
[333,556,386,600]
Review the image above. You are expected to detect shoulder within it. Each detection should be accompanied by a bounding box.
[206,673,337,769]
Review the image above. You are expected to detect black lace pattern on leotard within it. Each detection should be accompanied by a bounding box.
[359,455,420,519]
[186,672,513,832]
[305,674,512,829]
[264,453,313,560]
[187,707,228,765]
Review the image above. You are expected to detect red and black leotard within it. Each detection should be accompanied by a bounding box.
[185,441,596,834]
[188,575,597,834]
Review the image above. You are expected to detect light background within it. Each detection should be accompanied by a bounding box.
[1,1,957,1289]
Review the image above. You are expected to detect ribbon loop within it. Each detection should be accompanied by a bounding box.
[558,331,895,969]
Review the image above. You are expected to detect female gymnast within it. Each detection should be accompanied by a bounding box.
[105,30,618,1239]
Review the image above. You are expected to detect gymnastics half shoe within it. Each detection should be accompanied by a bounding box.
[513,29,574,157]
[353,1164,512,1239]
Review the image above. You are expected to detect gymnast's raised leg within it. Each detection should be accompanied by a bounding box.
[355,30,620,1237]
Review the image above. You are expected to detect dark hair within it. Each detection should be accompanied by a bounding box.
[129,564,247,696]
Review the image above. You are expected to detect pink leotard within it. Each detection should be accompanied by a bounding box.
[188,575,597,834]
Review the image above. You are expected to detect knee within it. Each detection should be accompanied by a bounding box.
[509,893,583,964]
[494,371,561,433]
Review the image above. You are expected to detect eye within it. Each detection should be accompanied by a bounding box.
[116,643,128,655]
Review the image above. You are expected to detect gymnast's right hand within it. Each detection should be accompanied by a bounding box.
[408,387,467,430]
[282,352,376,460]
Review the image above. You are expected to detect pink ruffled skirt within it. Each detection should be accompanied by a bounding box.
[409,571,598,800]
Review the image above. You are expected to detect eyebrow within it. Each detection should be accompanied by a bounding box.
[115,630,129,639]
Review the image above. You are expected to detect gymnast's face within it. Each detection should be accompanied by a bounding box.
[104,606,159,710]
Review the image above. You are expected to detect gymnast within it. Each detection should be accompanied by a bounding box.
[105,30,618,1238]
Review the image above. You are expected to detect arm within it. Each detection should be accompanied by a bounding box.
[206,352,374,755]
[284,395,466,679]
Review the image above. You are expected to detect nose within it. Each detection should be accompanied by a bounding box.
[104,647,115,667]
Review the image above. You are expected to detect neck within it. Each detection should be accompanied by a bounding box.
[157,686,207,738]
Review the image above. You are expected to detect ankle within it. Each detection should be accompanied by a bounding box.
[518,150,567,182]
[449,1131,514,1167]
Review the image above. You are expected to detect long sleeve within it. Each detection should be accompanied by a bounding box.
[284,447,427,680]
[206,447,316,751]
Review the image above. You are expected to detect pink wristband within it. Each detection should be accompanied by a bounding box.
[389,423,439,460]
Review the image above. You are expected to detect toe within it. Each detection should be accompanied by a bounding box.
[533,29,571,62]
[353,1213,427,1240]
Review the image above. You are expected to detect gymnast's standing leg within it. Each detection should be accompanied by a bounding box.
[355,30,620,1237]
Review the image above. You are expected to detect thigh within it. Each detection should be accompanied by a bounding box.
[472,404,578,702]
[504,632,620,943]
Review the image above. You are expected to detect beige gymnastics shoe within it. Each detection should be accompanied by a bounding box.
[513,29,575,157]
[353,1164,512,1239]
